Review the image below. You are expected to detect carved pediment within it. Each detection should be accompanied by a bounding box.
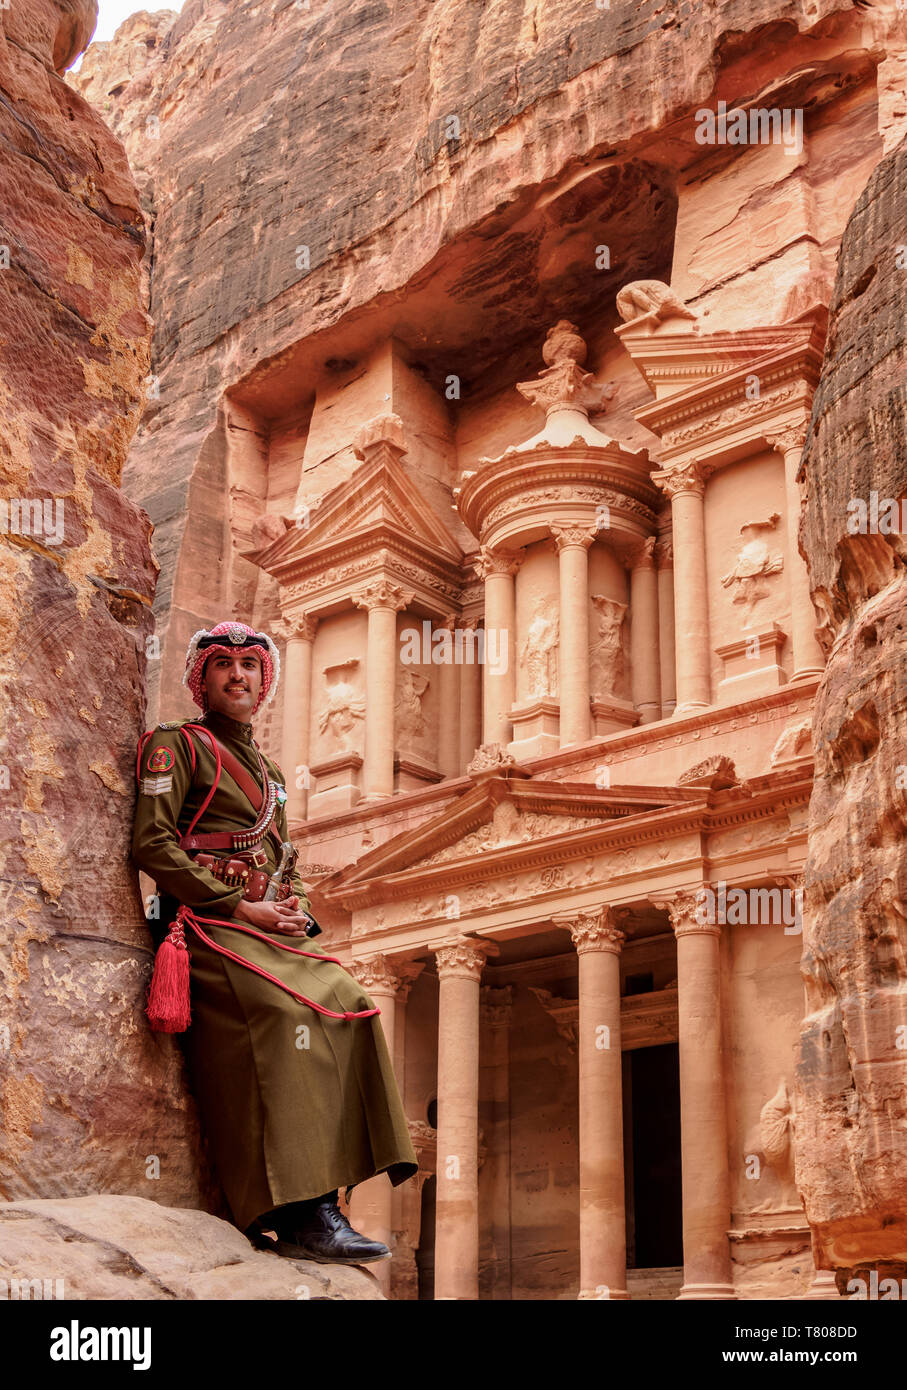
[323,778,685,899]
[244,444,463,573]
[416,804,604,868]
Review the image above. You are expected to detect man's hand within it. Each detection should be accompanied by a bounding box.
[234,895,315,937]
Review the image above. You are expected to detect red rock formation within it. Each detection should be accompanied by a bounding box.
[0,1,202,1210]
[794,136,907,1289]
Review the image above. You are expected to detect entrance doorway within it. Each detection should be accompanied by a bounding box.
[627,1042,683,1269]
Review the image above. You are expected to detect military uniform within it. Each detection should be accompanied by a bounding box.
[131,706,418,1234]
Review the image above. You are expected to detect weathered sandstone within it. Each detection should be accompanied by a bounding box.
[0,0,203,1212]
[794,136,907,1288]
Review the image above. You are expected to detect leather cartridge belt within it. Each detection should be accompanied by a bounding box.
[195,850,293,903]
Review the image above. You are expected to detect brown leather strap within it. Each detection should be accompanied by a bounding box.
[181,726,283,854]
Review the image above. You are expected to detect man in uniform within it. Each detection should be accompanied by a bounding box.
[132,620,418,1264]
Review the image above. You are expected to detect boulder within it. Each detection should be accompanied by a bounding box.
[0,1195,383,1299]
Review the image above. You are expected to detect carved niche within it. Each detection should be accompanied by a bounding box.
[520,603,559,699]
[590,594,628,698]
[721,514,784,625]
[395,668,431,748]
[317,660,366,753]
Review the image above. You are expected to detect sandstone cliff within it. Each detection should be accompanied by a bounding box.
[795,135,907,1287]
[0,0,203,1211]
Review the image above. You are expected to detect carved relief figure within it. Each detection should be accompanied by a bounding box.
[590,594,628,697]
[520,605,559,698]
[721,514,784,624]
[318,661,366,752]
[395,668,430,745]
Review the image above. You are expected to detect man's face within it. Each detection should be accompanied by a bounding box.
[201,651,263,720]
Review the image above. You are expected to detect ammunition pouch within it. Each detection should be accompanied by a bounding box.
[194,849,293,903]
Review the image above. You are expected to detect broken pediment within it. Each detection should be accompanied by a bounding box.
[614,286,826,409]
[243,422,463,576]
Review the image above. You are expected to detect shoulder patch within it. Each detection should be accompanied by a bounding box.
[158,720,184,730]
[147,745,175,773]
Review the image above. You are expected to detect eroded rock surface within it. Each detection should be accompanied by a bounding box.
[0,2,203,1210]
[0,1194,384,1299]
[794,137,907,1286]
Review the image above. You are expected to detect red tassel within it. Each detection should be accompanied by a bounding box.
[146,914,192,1033]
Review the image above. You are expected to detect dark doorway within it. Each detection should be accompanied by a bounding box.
[629,1043,683,1268]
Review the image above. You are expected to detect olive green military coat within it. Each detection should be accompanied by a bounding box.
[131,709,417,1231]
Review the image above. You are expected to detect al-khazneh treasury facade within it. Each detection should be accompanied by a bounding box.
[231,292,826,1304]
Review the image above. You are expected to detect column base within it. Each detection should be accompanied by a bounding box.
[790,666,824,683]
[577,1287,630,1300]
[672,701,710,718]
[676,1281,737,1300]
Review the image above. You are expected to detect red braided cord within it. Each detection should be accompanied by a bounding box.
[180,724,222,837]
[179,725,197,774]
[176,907,380,1021]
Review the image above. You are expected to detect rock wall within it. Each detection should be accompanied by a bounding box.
[794,137,907,1287]
[0,0,203,1211]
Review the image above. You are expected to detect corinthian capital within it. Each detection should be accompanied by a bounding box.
[650,889,719,938]
[346,953,405,994]
[552,906,625,954]
[352,580,414,612]
[551,523,597,553]
[766,425,808,458]
[432,938,495,980]
[651,462,710,500]
[625,535,658,571]
[473,545,525,581]
[273,613,318,643]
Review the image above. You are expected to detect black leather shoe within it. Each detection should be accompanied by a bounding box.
[273,1197,391,1265]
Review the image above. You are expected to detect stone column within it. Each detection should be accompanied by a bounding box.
[652,463,711,715]
[346,954,404,1295]
[273,613,317,820]
[553,907,628,1300]
[627,536,661,724]
[661,891,735,1300]
[552,524,595,747]
[768,427,825,682]
[352,580,413,799]
[431,938,495,1300]
[474,547,523,749]
[655,538,676,718]
[458,618,483,774]
[480,985,513,1300]
[437,613,461,779]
